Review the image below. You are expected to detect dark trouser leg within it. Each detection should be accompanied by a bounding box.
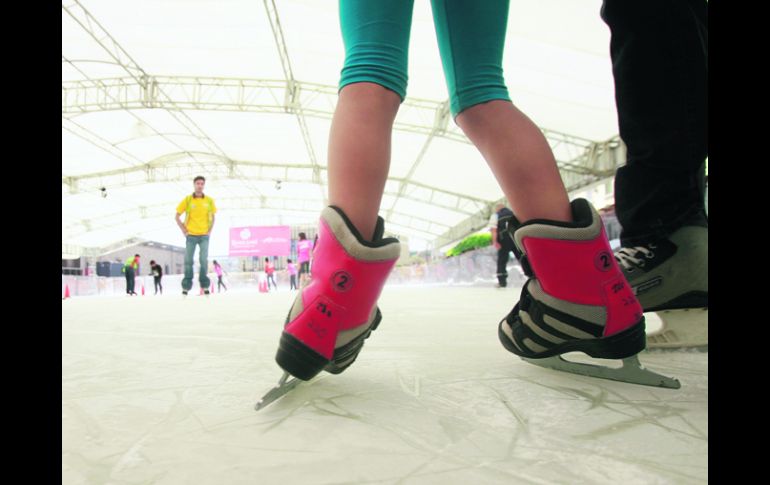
[126,268,135,294]
[601,0,708,246]
[496,247,510,287]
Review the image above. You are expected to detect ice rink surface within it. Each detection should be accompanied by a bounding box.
[62,285,707,484]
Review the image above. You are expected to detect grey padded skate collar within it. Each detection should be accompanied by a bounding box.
[322,206,402,261]
[513,198,603,254]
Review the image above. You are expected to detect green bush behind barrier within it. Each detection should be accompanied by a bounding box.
[446,232,492,257]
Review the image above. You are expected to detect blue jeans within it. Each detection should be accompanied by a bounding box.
[182,235,210,291]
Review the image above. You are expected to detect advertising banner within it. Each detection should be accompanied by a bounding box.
[229,226,291,256]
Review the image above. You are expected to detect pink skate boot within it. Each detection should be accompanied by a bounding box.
[275,206,401,381]
[498,198,680,388]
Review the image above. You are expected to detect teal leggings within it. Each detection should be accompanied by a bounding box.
[339,0,512,117]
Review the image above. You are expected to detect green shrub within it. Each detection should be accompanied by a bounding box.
[446,232,492,257]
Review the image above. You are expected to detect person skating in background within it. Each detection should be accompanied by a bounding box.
[175,176,217,296]
[122,254,140,296]
[296,232,313,289]
[488,203,516,288]
[149,260,163,295]
[213,260,227,292]
[287,258,298,291]
[265,257,277,291]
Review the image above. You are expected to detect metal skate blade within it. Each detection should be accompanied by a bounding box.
[521,354,681,389]
[255,372,302,411]
[645,308,708,350]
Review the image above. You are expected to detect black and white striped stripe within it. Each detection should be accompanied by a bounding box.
[501,281,606,357]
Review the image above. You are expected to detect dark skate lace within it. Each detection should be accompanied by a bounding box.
[615,244,656,272]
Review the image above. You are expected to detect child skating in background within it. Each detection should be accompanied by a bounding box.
[213,260,227,292]
[287,258,298,291]
[265,257,277,291]
[149,260,163,295]
[295,232,313,289]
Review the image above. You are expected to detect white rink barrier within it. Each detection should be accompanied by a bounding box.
[61,247,525,297]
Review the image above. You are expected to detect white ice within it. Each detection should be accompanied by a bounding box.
[62,285,707,484]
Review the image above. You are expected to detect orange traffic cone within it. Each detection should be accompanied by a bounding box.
[64,284,70,299]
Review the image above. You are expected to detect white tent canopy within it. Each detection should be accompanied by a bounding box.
[62,0,623,258]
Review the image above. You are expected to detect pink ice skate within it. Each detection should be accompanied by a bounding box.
[498,198,680,388]
[256,206,400,409]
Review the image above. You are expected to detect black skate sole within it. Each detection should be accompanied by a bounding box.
[499,317,647,360]
[275,333,329,381]
[276,308,383,381]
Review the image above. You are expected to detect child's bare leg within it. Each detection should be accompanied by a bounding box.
[456,100,572,223]
[327,83,401,240]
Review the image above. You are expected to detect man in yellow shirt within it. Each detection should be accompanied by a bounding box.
[175,176,217,296]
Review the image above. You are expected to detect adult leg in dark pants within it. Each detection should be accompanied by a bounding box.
[603,0,708,347]
[602,0,708,244]
[496,247,511,288]
[126,267,136,295]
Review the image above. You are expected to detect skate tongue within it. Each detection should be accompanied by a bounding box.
[372,216,386,241]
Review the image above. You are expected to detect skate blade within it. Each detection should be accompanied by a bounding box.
[255,372,302,411]
[521,354,681,389]
[645,308,708,350]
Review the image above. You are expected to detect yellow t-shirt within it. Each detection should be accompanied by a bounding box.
[123,256,138,272]
[177,195,217,236]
